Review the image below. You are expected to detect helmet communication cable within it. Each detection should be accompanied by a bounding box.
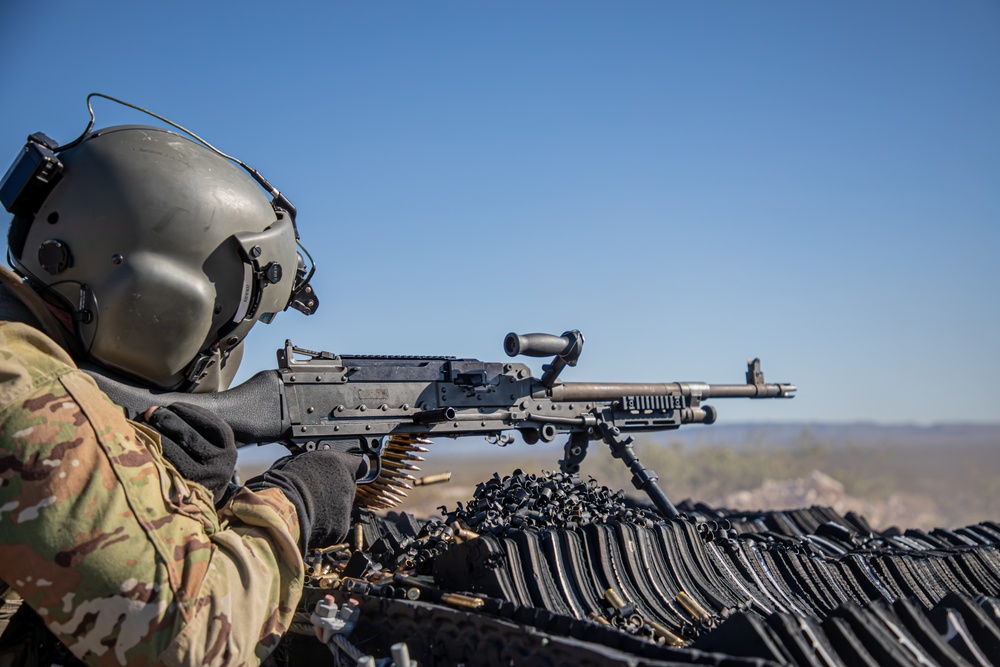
[55,92,316,294]
[57,93,299,232]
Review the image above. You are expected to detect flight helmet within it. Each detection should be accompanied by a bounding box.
[2,103,318,391]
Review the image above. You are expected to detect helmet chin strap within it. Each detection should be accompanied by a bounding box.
[7,252,98,355]
[0,264,84,358]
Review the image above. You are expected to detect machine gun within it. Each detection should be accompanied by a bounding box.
[91,330,795,518]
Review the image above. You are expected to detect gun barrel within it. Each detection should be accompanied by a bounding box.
[548,381,796,402]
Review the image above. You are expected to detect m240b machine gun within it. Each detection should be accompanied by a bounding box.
[93,330,795,518]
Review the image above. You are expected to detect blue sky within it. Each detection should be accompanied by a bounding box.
[2,2,998,424]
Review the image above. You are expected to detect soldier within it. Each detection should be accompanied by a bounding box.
[0,123,359,665]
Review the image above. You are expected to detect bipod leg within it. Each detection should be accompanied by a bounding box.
[600,423,679,519]
[559,432,590,474]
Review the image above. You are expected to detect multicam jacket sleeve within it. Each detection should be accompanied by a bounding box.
[0,322,305,666]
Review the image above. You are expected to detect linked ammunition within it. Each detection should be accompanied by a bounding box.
[676,591,712,624]
[414,472,452,486]
[646,619,685,647]
[440,593,485,610]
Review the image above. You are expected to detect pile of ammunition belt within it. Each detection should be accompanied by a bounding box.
[276,469,1000,666]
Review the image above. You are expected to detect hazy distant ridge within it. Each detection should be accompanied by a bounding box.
[659,422,1000,449]
[238,422,1000,471]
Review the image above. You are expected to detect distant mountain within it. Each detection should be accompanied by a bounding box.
[648,422,1000,449]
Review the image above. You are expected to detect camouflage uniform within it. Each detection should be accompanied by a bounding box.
[0,284,306,665]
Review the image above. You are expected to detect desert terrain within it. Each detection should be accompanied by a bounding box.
[238,422,1000,531]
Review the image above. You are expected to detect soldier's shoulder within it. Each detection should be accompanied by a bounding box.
[0,321,77,409]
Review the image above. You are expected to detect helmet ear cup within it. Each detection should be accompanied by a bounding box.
[14,125,300,390]
[78,254,218,386]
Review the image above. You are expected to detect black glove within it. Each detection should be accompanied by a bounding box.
[245,450,360,554]
[145,402,238,506]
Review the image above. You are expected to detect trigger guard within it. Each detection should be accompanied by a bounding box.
[356,437,386,485]
[356,454,381,485]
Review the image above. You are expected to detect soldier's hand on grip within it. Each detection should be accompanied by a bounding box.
[245,451,360,554]
[145,402,239,506]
